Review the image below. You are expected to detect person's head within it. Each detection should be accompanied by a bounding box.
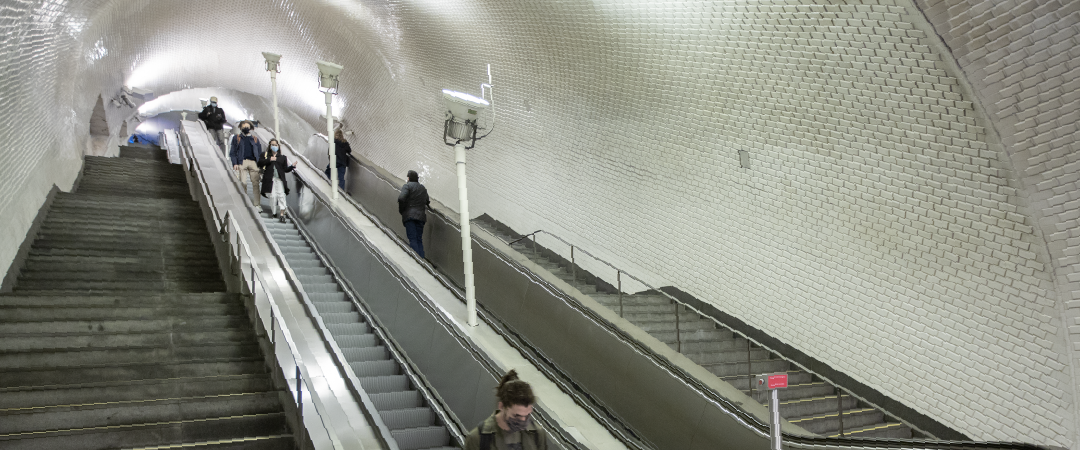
[268,138,280,153]
[407,170,419,182]
[209,96,218,106]
[496,370,535,431]
[334,129,346,142]
[239,120,253,134]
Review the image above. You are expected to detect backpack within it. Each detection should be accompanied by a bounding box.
[477,420,541,450]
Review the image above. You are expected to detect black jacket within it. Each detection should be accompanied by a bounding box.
[197,105,227,130]
[398,181,430,223]
[332,139,352,168]
[258,151,295,196]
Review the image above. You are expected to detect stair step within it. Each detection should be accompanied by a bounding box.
[0,412,291,450]
[0,374,274,410]
[828,421,912,439]
[788,407,884,435]
[0,343,263,369]
[13,279,227,292]
[0,328,256,352]
[0,303,240,318]
[390,425,450,450]
[0,358,269,391]
[0,292,241,307]
[0,315,249,334]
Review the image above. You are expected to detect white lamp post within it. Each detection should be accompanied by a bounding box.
[317,60,344,199]
[262,52,282,138]
[442,89,491,327]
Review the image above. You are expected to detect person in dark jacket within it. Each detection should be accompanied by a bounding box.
[229,120,263,209]
[464,370,547,450]
[397,170,430,257]
[324,129,351,191]
[258,139,296,222]
[197,96,228,150]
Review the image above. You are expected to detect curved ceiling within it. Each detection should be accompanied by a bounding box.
[3,0,1077,447]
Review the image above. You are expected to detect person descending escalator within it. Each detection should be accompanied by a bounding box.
[258,138,297,222]
[230,120,263,210]
[198,96,228,151]
[324,129,351,191]
[465,370,548,450]
[397,170,430,258]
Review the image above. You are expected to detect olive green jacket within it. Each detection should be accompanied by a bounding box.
[463,411,548,450]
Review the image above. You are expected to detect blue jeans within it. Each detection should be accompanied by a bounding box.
[404,220,425,258]
[324,166,346,190]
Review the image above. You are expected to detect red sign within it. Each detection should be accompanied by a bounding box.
[768,374,788,389]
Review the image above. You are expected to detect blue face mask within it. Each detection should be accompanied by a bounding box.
[209,102,216,107]
[270,145,279,152]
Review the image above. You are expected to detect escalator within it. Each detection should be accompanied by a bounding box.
[0,146,296,449]
[259,211,457,450]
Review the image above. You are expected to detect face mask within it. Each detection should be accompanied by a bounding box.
[270,145,279,152]
[505,414,530,433]
[209,102,216,107]
[241,128,251,134]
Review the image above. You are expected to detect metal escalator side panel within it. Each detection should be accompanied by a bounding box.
[258,212,462,450]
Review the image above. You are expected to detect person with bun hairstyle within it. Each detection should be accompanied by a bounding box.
[465,370,548,450]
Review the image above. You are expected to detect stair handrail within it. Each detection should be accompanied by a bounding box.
[504,228,913,434]
[178,121,342,450]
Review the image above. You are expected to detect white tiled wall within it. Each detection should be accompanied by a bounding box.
[0,0,1075,446]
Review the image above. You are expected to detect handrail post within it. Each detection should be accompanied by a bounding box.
[531,234,538,257]
[617,271,623,318]
[837,388,844,437]
[748,336,753,398]
[270,307,276,345]
[570,246,576,286]
[674,299,681,352]
[296,365,305,448]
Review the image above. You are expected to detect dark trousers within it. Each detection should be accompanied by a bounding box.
[324,166,346,190]
[403,220,425,258]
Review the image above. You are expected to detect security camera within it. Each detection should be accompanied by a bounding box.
[442,89,489,144]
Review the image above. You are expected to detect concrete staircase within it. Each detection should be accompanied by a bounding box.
[474,216,912,439]
[0,147,296,449]
[261,211,456,450]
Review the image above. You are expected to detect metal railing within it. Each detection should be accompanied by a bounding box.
[178,122,342,450]
[506,229,863,437]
